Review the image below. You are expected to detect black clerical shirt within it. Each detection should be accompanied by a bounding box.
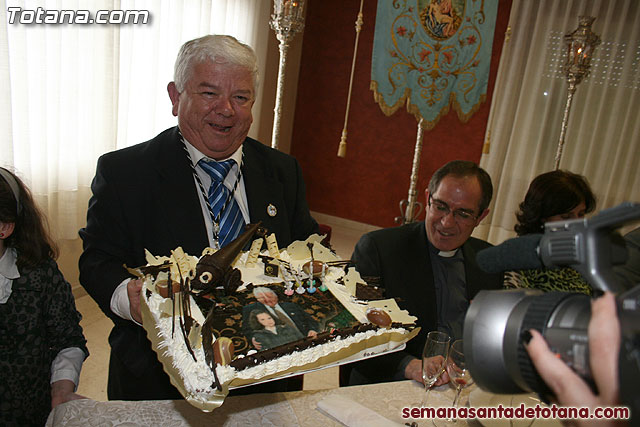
[428,241,469,342]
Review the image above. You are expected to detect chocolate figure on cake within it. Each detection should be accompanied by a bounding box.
[191,222,266,296]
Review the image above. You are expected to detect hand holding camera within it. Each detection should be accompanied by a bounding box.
[467,202,639,424]
[525,292,620,425]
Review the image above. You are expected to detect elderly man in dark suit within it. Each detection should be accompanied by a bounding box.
[346,160,503,385]
[79,35,317,400]
[242,287,319,350]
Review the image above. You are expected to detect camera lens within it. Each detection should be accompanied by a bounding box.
[464,289,591,395]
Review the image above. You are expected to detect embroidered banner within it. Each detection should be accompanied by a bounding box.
[371,0,499,130]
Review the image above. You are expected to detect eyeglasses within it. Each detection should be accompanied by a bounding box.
[428,195,479,224]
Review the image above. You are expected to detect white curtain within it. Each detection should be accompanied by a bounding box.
[476,0,640,245]
[0,0,271,239]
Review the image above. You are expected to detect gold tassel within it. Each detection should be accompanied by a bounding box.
[337,129,348,158]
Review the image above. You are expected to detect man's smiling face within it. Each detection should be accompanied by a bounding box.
[168,60,254,159]
[425,175,488,252]
[256,291,279,308]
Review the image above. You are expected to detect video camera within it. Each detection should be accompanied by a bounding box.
[465,202,640,414]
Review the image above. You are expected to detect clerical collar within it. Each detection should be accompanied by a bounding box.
[427,240,459,258]
[438,249,458,258]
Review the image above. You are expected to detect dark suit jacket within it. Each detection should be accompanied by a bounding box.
[78,127,317,399]
[348,221,503,384]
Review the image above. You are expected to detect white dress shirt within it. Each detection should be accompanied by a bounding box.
[111,137,250,322]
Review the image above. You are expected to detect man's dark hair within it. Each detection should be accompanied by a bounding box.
[428,160,493,214]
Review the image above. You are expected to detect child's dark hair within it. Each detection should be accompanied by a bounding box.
[0,167,58,269]
[248,308,282,330]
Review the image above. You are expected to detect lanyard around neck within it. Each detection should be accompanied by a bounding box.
[179,133,243,249]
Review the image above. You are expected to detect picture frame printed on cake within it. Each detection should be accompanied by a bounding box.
[135,227,420,411]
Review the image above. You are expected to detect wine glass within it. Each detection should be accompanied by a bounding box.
[446,340,474,421]
[421,331,451,408]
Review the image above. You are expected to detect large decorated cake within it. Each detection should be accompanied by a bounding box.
[134,223,419,411]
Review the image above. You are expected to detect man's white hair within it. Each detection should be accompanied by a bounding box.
[173,34,259,93]
[253,286,276,299]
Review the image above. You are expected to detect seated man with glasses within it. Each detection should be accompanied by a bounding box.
[345,160,503,385]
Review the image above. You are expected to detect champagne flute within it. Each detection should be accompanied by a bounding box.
[446,340,474,421]
[421,331,451,408]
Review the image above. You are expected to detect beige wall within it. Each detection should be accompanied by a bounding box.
[58,238,84,295]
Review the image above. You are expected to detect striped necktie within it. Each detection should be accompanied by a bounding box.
[199,158,245,248]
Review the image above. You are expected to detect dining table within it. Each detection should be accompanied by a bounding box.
[46,379,485,426]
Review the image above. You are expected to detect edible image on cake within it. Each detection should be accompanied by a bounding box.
[136,226,420,412]
[197,283,358,358]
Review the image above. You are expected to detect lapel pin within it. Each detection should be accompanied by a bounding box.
[267,203,277,217]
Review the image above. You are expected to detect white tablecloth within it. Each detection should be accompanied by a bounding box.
[46,380,472,426]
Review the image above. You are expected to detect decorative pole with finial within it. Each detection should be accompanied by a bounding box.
[337,0,365,158]
[554,16,600,170]
[270,0,307,150]
[394,119,425,225]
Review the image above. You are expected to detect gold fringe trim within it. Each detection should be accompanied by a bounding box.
[370,80,411,117]
[371,80,488,130]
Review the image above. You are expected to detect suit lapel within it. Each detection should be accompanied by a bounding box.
[148,128,209,253]
[242,140,287,235]
[461,239,486,298]
[396,222,437,331]
[414,223,438,329]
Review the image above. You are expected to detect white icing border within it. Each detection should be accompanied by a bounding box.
[141,238,416,403]
[144,286,411,401]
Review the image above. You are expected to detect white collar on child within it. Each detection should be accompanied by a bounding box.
[0,248,20,304]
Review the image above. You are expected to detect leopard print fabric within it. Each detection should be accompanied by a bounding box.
[504,267,593,295]
[0,258,88,426]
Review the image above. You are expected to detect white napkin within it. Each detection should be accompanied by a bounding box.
[317,394,401,427]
